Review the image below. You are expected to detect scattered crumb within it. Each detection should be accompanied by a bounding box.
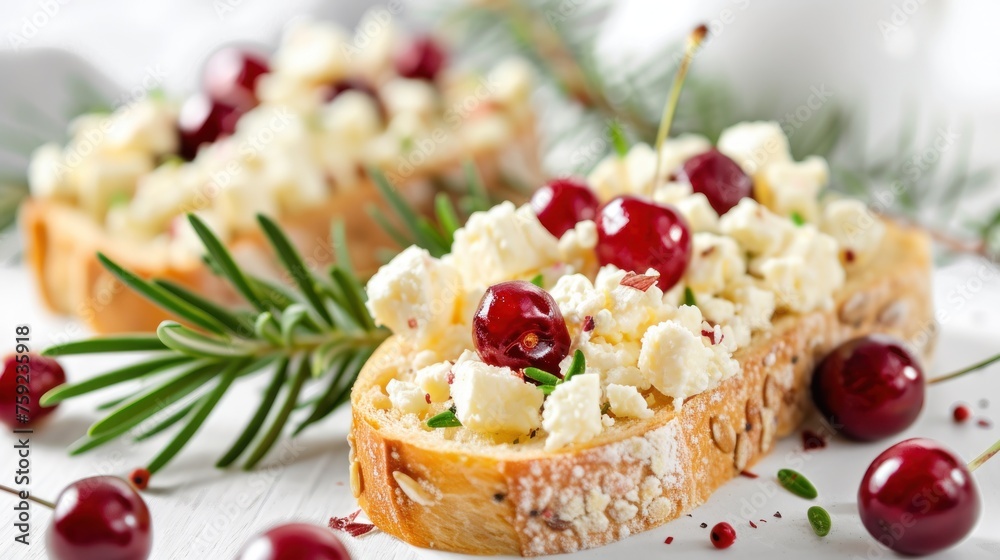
[774,511,782,518]
[664,536,674,544]
[978,418,993,429]
[700,523,708,528]
[802,429,827,450]
[739,470,759,479]
[749,520,758,529]
[759,519,767,523]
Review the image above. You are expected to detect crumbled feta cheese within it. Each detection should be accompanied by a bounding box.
[451,360,543,434]
[542,373,603,451]
[821,198,885,266]
[489,58,535,107]
[273,20,350,82]
[725,278,776,331]
[74,151,153,221]
[415,361,453,403]
[638,306,739,408]
[673,193,720,233]
[574,338,647,390]
[381,78,439,121]
[606,384,654,419]
[684,233,745,296]
[550,273,606,330]
[757,225,844,313]
[758,156,829,222]
[587,136,710,201]
[717,121,792,175]
[322,91,382,144]
[28,143,72,200]
[651,181,694,205]
[719,198,796,257]
[655,134,713,179]
[593,267,671,344]
[105,98,178,155]
[386,379,429,415]
[448,202,560,287]
[557,219,598,274]
[365,246,463,346]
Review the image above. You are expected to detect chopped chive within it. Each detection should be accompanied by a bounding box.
[564,350,586,382]
[539,385,557,395]
[523,367,561,386]
[427,410,462,428]
[609,119,630,157]
[530,274,544,288]
[807,506,831,537]
[777,468,818,499]
[684,286,697,307]
[791,211,806,226]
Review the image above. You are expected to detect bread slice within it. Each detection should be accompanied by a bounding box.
[348,220,935,556]
[20,127,541,334]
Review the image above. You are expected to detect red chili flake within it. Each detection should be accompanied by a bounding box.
[774,511,782,518]
[953,404,972,423]
[739,470,759,479]
[978,418,993,428]
[802,429,827,450]
[446,371,455,384]
[407,317,418,329]
[620,271,659,292]
[424,393,431,404]
[701,328,723,345]
[701,245,717,257]
[664,536,674,544]
[844,249,856,263]
[582,315,595,332]
[759,519,767,523]
[329,509,377,537]
[128,468,150,490]
[749,520,758,529]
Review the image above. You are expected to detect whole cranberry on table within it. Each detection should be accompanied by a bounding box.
[0,354,65,429]
[203,47,270,109]
[811,335,924,441]
[709,521,736,549]
[235,523,351,560]
[858,438,980,556]
[677,148,753,215]
[47,476,153,560]
[394,36,447,81]
[595,196,692,291]
[177,94,243,160]
[473,280,571,375]
[530,177,600,238]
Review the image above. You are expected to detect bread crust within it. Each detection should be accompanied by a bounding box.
[349,221,936,556]
[20,125,540,334]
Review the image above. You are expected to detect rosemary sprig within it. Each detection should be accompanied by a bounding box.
[41,212,390,473]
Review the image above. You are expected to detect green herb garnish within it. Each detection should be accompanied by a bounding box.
[807,506,831,537]
[777,468,818,500]
[683,286,697,307]
[426,410,462,428]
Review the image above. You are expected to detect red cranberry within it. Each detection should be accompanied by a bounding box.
[177,95,242,160]
[203,47,269,109]
[473,281,571,374]
[709,522,736,549]
[530,177,600,238]
[47,476,152,560]
[812,335,924,441]
[952,404,972,423]
[595,196,691,291]
[677,149,753,215]
[236,523,350,560]
[395,36,446,81]
[0,354,65,429]
[859,438,980,556]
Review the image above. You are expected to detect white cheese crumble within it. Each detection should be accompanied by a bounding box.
[415,361,453,404]
[386,379,429,415]
[365,246,463,346]
[447,201,561,288]
[542,373,603,451]
[673,193,720,233]
[684,233,745,296]
[759,156,829,222]
[638,306,739,408]
[451,359,544,435]
[821,198,885,266]
[606,384,654,419]
[717,121,792,175]
[757,225,845,313]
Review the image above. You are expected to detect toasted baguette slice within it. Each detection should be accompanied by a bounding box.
[349,221,935,556]
[20,127,540,334]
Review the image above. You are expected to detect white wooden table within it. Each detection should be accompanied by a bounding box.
[3,260,1000,560]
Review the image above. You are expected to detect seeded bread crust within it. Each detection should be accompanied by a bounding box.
[349,221,935,556]
[20,126,541,334]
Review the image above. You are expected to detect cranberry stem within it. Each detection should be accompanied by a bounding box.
[650,23,708,195]
[0,484,55,509]
[968,438,1000,472]
[927,352,1000,385]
